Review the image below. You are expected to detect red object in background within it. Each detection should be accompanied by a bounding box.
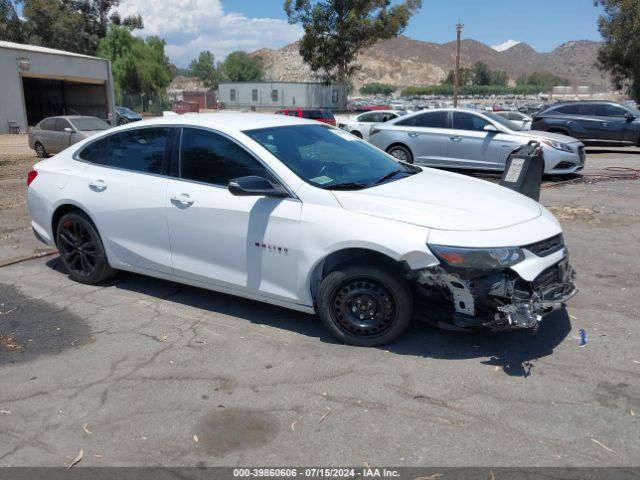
[274,108,336,126]
[27,170,38,187]
[173,100,200,115]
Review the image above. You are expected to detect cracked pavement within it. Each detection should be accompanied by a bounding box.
[0,139,638,467]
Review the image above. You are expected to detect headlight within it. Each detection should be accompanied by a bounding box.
[429,244,525,269]
[541,139,573,152]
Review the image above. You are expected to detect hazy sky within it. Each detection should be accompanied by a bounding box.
[13,0,605,66]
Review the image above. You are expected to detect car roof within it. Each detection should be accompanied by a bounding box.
[112,112,321,131]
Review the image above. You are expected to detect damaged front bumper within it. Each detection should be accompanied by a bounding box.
[414,254,577,331]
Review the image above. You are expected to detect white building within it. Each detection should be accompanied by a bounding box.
[0,41,115,134]
[218,81,347,111]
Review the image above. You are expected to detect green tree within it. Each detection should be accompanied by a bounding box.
[471,61,491,86]
[97,26,171,96]
[0,0,24,42]
[594,0,640,99]
[284,0,422,83]
[516,72,569,89]
[188,50,219,88]
[17,0,142,55]
[221,51,263,82]
[443,67,472,85]
[360,82,395,95]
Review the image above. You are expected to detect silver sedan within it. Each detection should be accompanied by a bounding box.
[368,108,585,175]
[29,116,111,158]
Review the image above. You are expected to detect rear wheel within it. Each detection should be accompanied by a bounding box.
[316,261,413,346]
[350,130,363,138]
[34,142,47,158]
[118,117,129,126]
[387,145,413,164]
[56,211,116,284]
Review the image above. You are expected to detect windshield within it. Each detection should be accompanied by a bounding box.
[244,125,419,190]
[70,117,110,131]
[482,111,524,131]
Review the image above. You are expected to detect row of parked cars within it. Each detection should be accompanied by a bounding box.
[29,101,639,177]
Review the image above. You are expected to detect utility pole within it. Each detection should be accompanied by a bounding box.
[453,22,464,108]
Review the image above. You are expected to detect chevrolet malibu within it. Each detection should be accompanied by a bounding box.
[27,114,577,346]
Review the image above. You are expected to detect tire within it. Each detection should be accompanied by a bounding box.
[34,142,47,158]
[387,145,413,164]
[55,211,116,284]
[118,117,129,126]
[316,260,413,346]
[350,130,363,138]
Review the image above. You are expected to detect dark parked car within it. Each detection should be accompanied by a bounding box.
[115,106,143,126]
[275,108,336,126]
[531,101,640,146]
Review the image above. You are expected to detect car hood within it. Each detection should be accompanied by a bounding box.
[516,130,580,143]
[332,169,542,231]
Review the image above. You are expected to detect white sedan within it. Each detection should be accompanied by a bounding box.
[495,110,533,130]
[337,110,405,139]
[27,113,576,346]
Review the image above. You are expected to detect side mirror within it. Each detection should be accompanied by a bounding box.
[624,112,636,122]
[483,124,499,133]
[64,127,74,133]
[228,176,288,198]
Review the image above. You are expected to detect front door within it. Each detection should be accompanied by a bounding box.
[166,127,302,302]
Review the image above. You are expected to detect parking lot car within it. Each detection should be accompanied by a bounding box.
[368,108,585,175]
[337,110,405,139]
[495,110,533,130]
[27,113,576,346]
[531,100,640,146]
[28,116,111,158]
[275,108,336,126]
[115,106,143,126]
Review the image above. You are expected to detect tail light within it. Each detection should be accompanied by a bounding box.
[27,169,38,186]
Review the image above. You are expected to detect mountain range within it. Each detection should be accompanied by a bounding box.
[253,36,607,89]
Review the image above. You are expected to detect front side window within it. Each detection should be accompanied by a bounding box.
[452,112,490,131]
[55,118,72,132]
[245,124,418,190]
[78,127,169,174]
[595,104,627,117]
[179,127,273,186]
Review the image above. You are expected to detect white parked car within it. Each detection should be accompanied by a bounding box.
[495,110,533,129]
[337,110,405,139]
[27,114,576,346]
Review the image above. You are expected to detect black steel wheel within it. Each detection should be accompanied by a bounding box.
[56,211,116,284]
[34,142,47,158]
[317,261,413,346]
[387,145,413,164]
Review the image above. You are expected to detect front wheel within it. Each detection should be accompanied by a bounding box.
[387,145,413,164]
[316,261,413,346]
[56,211,116,284]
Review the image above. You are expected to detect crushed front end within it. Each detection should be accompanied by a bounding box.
[414,234,577,330]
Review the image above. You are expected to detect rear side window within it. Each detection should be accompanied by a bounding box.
[302,110,323,120]
[555,104,596,115]
[414,111,449,128]
[78,127,169,174]
[179,128,273,186]
[39,118,56,130]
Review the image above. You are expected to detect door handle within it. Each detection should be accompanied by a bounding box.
[170,193,194,206]
[450,136,462,142]
[88,179,107,190]
[408,132,419,137]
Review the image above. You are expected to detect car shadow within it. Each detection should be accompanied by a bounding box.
[46,259,572,378]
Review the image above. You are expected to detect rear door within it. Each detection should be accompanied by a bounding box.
[396,111,450,166]
[76,126,174,274]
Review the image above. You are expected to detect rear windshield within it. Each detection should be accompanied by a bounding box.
[70,117,110,131]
